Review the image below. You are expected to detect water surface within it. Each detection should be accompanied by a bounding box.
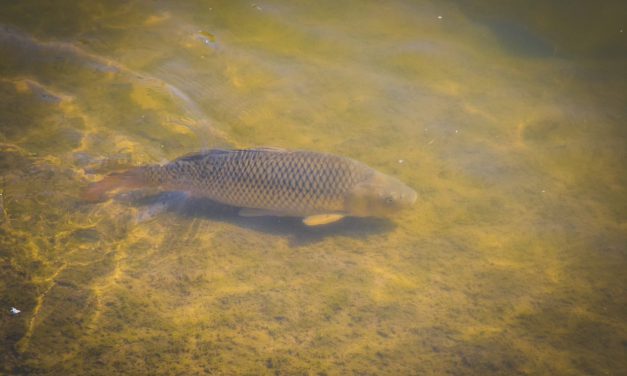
[1,1,625,374]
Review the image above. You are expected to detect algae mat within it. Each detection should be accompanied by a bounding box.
[1,1,625,375]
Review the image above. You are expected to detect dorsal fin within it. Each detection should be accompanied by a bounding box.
[245,147,288,152]
[173,147,288,163]
[173,149,231,163]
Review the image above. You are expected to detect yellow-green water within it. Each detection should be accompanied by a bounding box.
[1,1,625,374]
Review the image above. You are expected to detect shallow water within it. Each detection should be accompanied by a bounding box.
[1,1,625,374]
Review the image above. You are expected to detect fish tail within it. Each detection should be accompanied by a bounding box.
[82,168,148,202]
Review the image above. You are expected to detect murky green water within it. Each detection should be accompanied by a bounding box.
[1,1,625,374]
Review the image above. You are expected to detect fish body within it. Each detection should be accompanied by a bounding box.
[84,148,417,225]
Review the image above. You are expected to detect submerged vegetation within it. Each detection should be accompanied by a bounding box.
[1,0,625,374]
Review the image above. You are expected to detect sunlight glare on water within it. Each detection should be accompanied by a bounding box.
[0,1,625,374]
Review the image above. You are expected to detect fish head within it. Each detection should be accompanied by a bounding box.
[345,171,417,217]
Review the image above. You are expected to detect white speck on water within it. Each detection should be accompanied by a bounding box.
[10,307,20,315]
[398,159,404,164]
[428,139,435,145]
[541,190,546,193]
[455,129,459,134]
[437,15,443,20]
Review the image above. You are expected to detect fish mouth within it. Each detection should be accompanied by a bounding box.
[396,185,417,206]
[407,189,418,205]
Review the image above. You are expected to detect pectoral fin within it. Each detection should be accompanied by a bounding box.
[302,214,345,226]
[238,208,286,217]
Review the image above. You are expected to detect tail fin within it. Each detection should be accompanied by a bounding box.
[82,169,146,202]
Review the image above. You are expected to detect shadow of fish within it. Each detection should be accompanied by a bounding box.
[83,148,417,226]
[127,193,396,246]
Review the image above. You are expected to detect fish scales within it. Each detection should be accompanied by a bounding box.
[150,149,372,216]
[83,148,417,225]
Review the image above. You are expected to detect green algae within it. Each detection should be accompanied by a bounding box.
[1,0,626,375]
